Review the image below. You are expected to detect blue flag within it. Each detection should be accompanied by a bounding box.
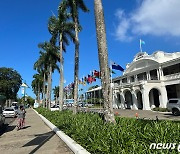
[111,61,124,72]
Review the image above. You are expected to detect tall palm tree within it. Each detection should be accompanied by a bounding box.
[34,51,48,108]
[38,41,59,109]
[48,0,75,111]
[94,0,116,123]
[65,0,89,114]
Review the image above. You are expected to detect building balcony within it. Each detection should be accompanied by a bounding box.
[163,72,180,81]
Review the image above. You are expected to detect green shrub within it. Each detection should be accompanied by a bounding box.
[153,107,169,112]
[36,108,180,154]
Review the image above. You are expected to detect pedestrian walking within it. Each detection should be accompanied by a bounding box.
[17,106,26,130]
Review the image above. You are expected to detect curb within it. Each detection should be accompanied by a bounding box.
[33,109,90,154]
[151,110,171,114]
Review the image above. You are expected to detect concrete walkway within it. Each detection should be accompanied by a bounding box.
[0,108,73,154]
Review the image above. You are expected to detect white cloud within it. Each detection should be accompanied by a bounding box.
[115,0,180,42]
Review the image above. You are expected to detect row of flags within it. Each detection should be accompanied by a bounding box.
[64,61,125,90]
[79,70,100,85]
[78,61,125,85]
[64,39,145,91]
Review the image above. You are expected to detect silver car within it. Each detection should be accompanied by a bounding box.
[3,107,17,117]
[167,98,180,116]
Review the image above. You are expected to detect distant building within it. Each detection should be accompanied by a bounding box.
[112,51,180,110]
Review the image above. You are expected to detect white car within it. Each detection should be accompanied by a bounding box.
[3,107,17,117]
[167,98,180,116]
[50,105,59,111]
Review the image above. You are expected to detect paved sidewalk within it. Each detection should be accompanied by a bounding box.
[0,108,73,154]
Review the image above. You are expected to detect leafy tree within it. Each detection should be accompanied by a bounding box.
[18,96,35,106]
[0,67,22,100]
[65,0,89,114]
[94,0,115,123]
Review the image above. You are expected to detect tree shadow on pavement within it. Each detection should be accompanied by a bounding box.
[0,124,16,136]
[23,131,55,154]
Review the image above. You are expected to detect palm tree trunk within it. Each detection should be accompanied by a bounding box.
[59,33,64,111]
[94,0,116,124]
[73,18,79,114]
[48,65,52,109]
[42,73,46,108]
[37,82,40,103]
[45,85,48,109]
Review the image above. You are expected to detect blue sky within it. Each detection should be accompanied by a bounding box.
[1,0,180,99]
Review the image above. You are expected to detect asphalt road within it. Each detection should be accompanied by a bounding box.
[0,117,15,136]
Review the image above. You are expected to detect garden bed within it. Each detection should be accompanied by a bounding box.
[36,108,180,154]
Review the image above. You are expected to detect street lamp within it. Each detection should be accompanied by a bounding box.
[21,82,28,104]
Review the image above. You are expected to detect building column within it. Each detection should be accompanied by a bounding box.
[157,69,160,80]
[141,87,151,110]
[131,90,138,110]
[159,67,164,80]
[159,85,168,108]
[112,90,118,109]
[120,91,125,109]
[147,71,151,80]
[135,75,138,82]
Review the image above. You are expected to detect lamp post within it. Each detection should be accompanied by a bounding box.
[21,82,28,104]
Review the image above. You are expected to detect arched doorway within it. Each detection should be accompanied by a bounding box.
[136,91,143,109]
[124,90,133,109]
[149,88,160,108]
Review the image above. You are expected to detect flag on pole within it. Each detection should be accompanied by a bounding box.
[93,70,100,78]
[109,68,116,74]
[140,39,145,45]
[110,61,124,72]
[140,39,145,52]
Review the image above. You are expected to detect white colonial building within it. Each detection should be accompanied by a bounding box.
[112,51,180,110]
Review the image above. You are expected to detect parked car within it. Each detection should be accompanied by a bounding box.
[167,98,180,116]
[78,102,86,107]
[50,105,59,111]
[85,103,94,107]
[3,107,17,117]
[64,99,74,107]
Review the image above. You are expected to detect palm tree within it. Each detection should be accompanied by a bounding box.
[48,0,75,111]
[65,0,89,114]
[34,51,48,108]
[53,86,59,105]
[31,73,43,102]
[94,0,116,123]
[38,41,59,109]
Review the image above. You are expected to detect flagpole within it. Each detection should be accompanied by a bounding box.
[140,39,142,52]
